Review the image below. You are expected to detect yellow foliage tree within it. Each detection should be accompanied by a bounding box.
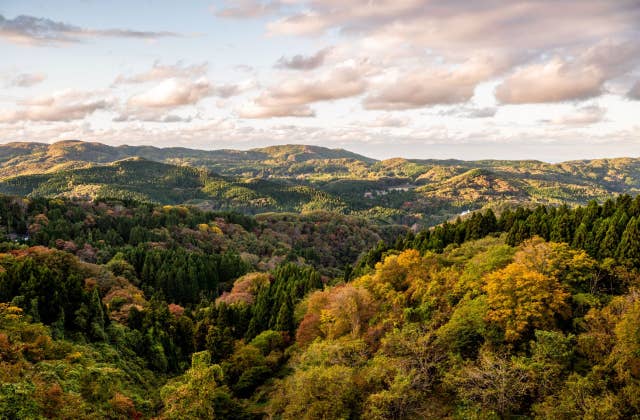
[354,249,429,319]
[484,262,570,342]
[514,237,597,292]
[611,290,640,380]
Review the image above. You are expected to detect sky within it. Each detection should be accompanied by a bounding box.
[0,0,639,161]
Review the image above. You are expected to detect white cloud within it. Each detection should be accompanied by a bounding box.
[114,62,257,121]
[3,1,640,159]
[264,1,640,110]
[496,59,605,104]
[239,64,366,118]
[496,41,640,104]
[364,54,508,109]
[267,0,639,50]
[128,78,212,108]
[0,90,112,123]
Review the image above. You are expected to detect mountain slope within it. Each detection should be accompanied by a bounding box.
[0,157,348,213]
[1,140,640,226]
[0,140,374,179]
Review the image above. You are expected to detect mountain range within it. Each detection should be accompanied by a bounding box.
[0,140,638,226]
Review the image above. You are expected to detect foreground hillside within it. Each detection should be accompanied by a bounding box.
[0,140,639,226]
[1,194,640,418]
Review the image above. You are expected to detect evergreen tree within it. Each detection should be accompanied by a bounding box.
[617,216,640,264]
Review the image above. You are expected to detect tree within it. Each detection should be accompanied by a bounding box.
[270,365,358,420]
[274,296,294,334]
[616,217,640,265]
[437,296,488,358]
[160,351,245,419]
[484,262,569,342]
[529,330,575,398]
[533,373,622,420]
[446,351,534,418]
[206,325,234,362]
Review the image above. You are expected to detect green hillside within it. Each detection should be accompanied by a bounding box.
[1,140,640,226]
[0,157,349,214]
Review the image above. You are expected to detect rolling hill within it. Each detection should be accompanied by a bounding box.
[0,140,639,226]
[0,155,347,214]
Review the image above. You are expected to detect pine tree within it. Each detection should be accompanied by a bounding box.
[616,216,640,265]
[88,288,106,341]
[572,223,589,249]
[274,296,294,335]
[600,222,620,259]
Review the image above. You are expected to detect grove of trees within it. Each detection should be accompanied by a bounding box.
[1,193,640,418]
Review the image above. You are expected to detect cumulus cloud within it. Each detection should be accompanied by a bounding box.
[116,62,255,105]
[0,90,111,123]
[127,77,257,108]
[276,47,332,70]
[547,105,606,125]
[113,62,208,85]
[239,65,366,118]
[364,54,507,110]
[128,78,212,108]
[229,0,640,118]
[6,72,46,87]
[495,59,605,104]
[268,0,639,48]
[496,41,640,104]
[0,14,179,46]
[114,62,256,121]
[263,1,640,108]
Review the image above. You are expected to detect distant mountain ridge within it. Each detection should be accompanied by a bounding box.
[0,140,639,226]
[0,140,374,173]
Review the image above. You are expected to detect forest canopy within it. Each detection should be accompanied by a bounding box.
[1,193,640,418]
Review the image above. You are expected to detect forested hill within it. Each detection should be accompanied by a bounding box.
[1,140,640,226]
[2,193,640,418]
[0,140,374,178]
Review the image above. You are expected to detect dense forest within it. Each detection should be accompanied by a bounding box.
[1,191,640,418]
